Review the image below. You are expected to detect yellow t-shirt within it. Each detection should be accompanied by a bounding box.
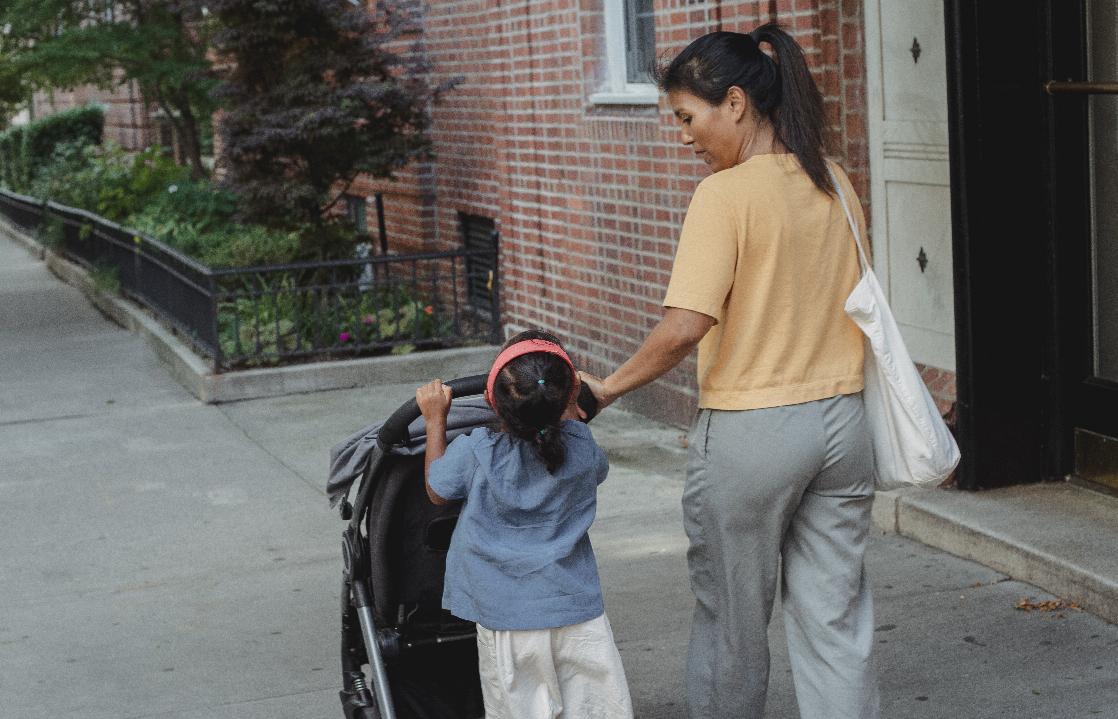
[663,154,866,410]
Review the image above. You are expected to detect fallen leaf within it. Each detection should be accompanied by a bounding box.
[1015,597,1082,613]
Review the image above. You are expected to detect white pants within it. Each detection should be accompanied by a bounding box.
[475,613,634,719]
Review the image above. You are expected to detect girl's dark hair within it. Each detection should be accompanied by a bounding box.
[656,23,831,194]
[491,330,574,473]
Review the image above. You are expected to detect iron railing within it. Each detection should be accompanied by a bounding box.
[0,189,501,371]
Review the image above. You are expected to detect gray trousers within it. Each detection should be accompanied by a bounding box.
[683,393,880,719]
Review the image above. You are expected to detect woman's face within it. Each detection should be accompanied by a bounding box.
[668,88,751,173]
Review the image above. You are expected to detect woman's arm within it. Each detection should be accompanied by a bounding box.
[583,307,714,409]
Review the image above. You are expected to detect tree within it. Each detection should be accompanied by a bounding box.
[210,0,444,248]
[0,21,35,126]
[0,1,216,178]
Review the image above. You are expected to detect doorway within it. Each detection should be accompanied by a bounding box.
[945,0,1118,490]
[1048,0,1118,492]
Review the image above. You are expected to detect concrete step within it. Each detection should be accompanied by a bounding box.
[874,482,1118,625]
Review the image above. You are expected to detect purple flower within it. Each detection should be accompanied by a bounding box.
[338,331,351,343]
[362,314,376,325]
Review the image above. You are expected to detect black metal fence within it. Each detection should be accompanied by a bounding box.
[0,189,500,371]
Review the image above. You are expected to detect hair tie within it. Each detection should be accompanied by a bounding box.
[537,378,546,385]
[538,428,548,437]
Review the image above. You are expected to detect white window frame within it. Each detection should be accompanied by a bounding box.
[590,0,658,106]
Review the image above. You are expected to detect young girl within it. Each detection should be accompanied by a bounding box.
[415,331,634,719]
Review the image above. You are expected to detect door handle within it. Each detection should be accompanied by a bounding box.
[1045,80,1118,95]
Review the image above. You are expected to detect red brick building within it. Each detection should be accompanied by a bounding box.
[19,0,1118,497]
[22,2,1118,491]
[352,0,887,426]
[19,1,960,431]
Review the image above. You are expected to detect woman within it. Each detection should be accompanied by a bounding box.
[580,24,880,719]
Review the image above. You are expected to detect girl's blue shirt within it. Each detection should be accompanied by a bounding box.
[427,419,609,631]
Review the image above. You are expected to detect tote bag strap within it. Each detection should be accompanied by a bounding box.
[826,163,871,277]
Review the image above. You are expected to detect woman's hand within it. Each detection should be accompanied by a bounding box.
[416,379,452,427]
[578,371,617,411]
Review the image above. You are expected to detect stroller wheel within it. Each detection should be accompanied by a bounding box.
[339,690,381,719]
[339,669,384,719]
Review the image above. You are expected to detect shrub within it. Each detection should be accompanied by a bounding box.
[24,105,104,173]
[90,145,190,221]
[37,213,64,249]
[0,105,104,191]
[218,280,449,366]
[26,140,101,209]
[0,124,26,189]
[123,180,301,268]
[90,263,121,295]
[27,141,190,221]
[11,131,354,270]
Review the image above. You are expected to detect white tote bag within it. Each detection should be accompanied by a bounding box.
[829,167,961,490]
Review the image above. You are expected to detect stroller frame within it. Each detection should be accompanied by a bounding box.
[338,374,490,719]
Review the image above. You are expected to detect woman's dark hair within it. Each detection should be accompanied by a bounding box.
[491,330,574,473]
[656,23,831,194]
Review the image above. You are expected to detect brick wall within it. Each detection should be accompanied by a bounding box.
[368,0,875,426]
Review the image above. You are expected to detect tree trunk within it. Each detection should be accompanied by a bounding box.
[173,94,206,180]
[151,89,206,180]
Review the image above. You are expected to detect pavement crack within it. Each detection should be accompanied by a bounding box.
[0,412,97,427]
[214,404,325,497]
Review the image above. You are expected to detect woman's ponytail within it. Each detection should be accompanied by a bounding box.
[748,23,830,193]
[657,23,831,194]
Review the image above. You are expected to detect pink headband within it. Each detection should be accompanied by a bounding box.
[486,339,578,410]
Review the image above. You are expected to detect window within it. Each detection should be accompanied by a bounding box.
[345,194,368,236]
[624,0,656,83]
[458,212,498,313]
[591,0,658,105]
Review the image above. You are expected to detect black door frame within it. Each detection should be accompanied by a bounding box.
[944,1,1054,489]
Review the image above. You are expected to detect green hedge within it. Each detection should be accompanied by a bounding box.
[0,105,104,191]
[0,125,26,190]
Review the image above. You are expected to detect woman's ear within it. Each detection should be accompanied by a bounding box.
[724,85,750,123]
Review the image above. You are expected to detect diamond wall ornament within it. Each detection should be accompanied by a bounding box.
[917,247,928,273]
[911,37,922,63]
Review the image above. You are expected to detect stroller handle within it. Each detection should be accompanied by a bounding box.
[377,373,600,450]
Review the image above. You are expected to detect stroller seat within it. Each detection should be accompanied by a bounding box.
[334,377,493,719]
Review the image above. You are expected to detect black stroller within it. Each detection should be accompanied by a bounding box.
[328,374,598,718]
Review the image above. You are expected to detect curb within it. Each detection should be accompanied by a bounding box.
[875,484,1118,625]
[2,218,497,404]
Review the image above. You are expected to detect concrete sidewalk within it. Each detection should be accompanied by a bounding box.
[2,231,1117,718]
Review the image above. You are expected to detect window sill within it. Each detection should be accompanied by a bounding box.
[589,89,660,106]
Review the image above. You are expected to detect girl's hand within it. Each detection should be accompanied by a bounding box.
[578,371,616,410]
[416,379,452,426]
